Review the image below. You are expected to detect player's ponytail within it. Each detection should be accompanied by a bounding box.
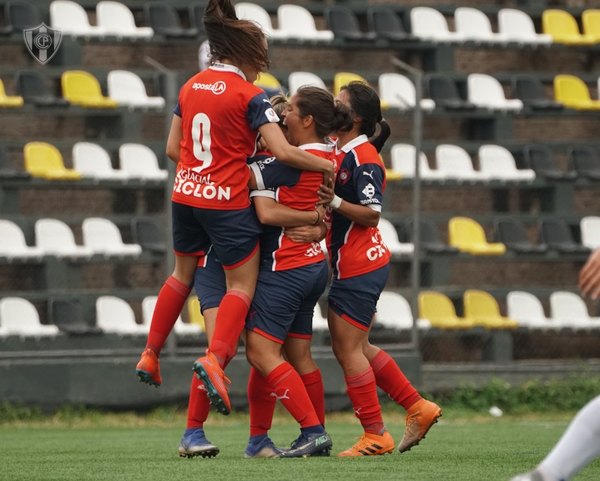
[340,81,382,137]
[369,119,391,153]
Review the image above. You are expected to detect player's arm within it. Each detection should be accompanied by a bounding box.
[325,191,380,228]
[285,222,328,243]
[580,249,600,299]
[251,191,323,228]
[166,114,182,164]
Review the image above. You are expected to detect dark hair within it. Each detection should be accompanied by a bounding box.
[340,81,383,137]
[295,86,353,140]
[369,119,391,153]
[204,0,270,72]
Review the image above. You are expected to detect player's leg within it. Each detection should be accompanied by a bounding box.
[245,366,279,458]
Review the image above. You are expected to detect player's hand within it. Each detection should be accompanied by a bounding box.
[579,249,600,300]
[317,177,335,206]
[285,225,322,243]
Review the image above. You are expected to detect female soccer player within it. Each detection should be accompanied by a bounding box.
[321,82,442,456]
[135,0,334,417]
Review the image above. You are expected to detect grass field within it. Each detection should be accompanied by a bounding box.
[2,409,600,481]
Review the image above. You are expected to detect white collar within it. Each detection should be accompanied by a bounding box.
[209,63,246,80]
[299,143,333,152]
[340,134,368,153]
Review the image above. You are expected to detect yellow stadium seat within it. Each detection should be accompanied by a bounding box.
[254,72,283,92]
[448,217,506,255]
[23,142,82,180]
[542,9,596,45]
[418,291,476,329]
[61,70,119,108]
[333,71,389,109]
[385,168,402,181]
[463,290,519,329]
[186,296,205,332]
[582,10,600,41]
[554,75,600,111]
[0,79,24,108]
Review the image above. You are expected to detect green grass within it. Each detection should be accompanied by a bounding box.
[2,410,600,481]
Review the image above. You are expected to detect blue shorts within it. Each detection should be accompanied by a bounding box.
[171,201,262,268]
[328,265,390,331]
[194,248,226,313]
[246,261,328,343]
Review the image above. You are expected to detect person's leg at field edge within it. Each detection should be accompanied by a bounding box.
[328,309,394,457]
[363,340,442,453]
[136,254,198,386]
[510,395,600,481]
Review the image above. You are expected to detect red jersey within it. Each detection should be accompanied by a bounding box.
[328,135,390,279]
[249,144,334,271]
[171,63,279,210]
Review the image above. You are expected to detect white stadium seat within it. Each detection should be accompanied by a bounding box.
[277,4,334,42]
[378,73,435,111]
[467,74,523,112]
[498,9,553,45]
[410,7,465,43]
[378,218,414,256]
[72,142,130,181]
[288,71,327,95]
[96,1,154,38]
[96,296,147,334]
[390,144,446,180]
[82,217,142,257]
[142,296,201,335]
[0,220,44,260]
[478,145,536,182]
[35,218,93,259]
[435,144,489,182]
[119,143,168,181]
[0,297,59,336]
[234,2,287,40]
[107,70,165,109]
[50,0,105,37]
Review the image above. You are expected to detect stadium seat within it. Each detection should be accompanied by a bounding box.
[580,216,600,249]
[107,70,165,109]
[542,9,596,45]
[312,303,329,331]
[184,296,205,332]
[0,145,30,179]
[478,145,536,182]
[512,75,564,111]
[131,217,166,254]
[367,6,413,42]
[325,5,376,42]
[82,217,142,257]
[188,2,207,35]
[455,7,507,44]
[0,79,23,108]
[23,142,82,180]
[16,70,69,107]
[507,291,559,329]
[96,1,154,39]
[378,218,413,256]
[523,144,577,181]
[235,2,286,40]
[0,297,60,336]
[497,8,553,45]
[0,220,43,260]
[254,72,283,95]
[540,219,590,254]
[333,71,368,96]
[119,143,168,181]
[406,219,458,255]
[582,9,600,41]
[3,1,42,34]
[378,73,435,111]
[449,217,506,255]
[426,74,476,111]
[50,0,105,37]
[144,2,197,38]
[142,296,202,335]
[494,218,548,254]
[390,144,445,181]
[50,298,101,335]
[288,72,327,95]
[72,142,130,181]
[409,7,465,43]
[435,144,488,182]
[467,74,523,112]
[277,4,334,42]
[463,290,519,329]
[96,296,147,334]
[418,291,475,329]
[550,291,600,329]
[35,218,93,258]
[554,75,600,111]
[377,291,430,330]
[568,145,600,181]
[61,70,119,109]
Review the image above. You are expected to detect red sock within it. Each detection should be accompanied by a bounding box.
[371,350,421,410]
[266,362,320,429]
[345,367,384,435]
[186,374,210,429]
[301,369,325,426]
[146,276,190,355]
[248,367,276,436]
[209,290,251,367]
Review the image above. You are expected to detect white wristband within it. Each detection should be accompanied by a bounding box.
[329,195,342,210]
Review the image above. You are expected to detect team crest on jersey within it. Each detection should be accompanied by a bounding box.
[338,168,350,185]
[192,80,226,95]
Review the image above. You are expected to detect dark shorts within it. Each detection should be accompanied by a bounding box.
[194,248,226,313]
[246,261,328,344]
[328,264,390,331]
[171,201,262,268]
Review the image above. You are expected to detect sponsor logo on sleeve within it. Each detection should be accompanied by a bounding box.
[265,108,279,123]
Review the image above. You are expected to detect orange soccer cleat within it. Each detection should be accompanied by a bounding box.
[193,351,232,415]
[397,398,442,453]
[135,348,162,387]
[337,431,394,457]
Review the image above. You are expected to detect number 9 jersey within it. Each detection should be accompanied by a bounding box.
[172,63,280,210]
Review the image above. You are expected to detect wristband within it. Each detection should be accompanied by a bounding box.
[329,195,342,210]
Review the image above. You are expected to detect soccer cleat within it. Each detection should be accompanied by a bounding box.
[135,348,161,387]
[178,428,219,458]
[193,351,232,415]
[337,431,394,457]
[290,431,331,457]
[509,471,547,481]
[280,431,332,458]
[244,436,285,458]
[397,398,442,453]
